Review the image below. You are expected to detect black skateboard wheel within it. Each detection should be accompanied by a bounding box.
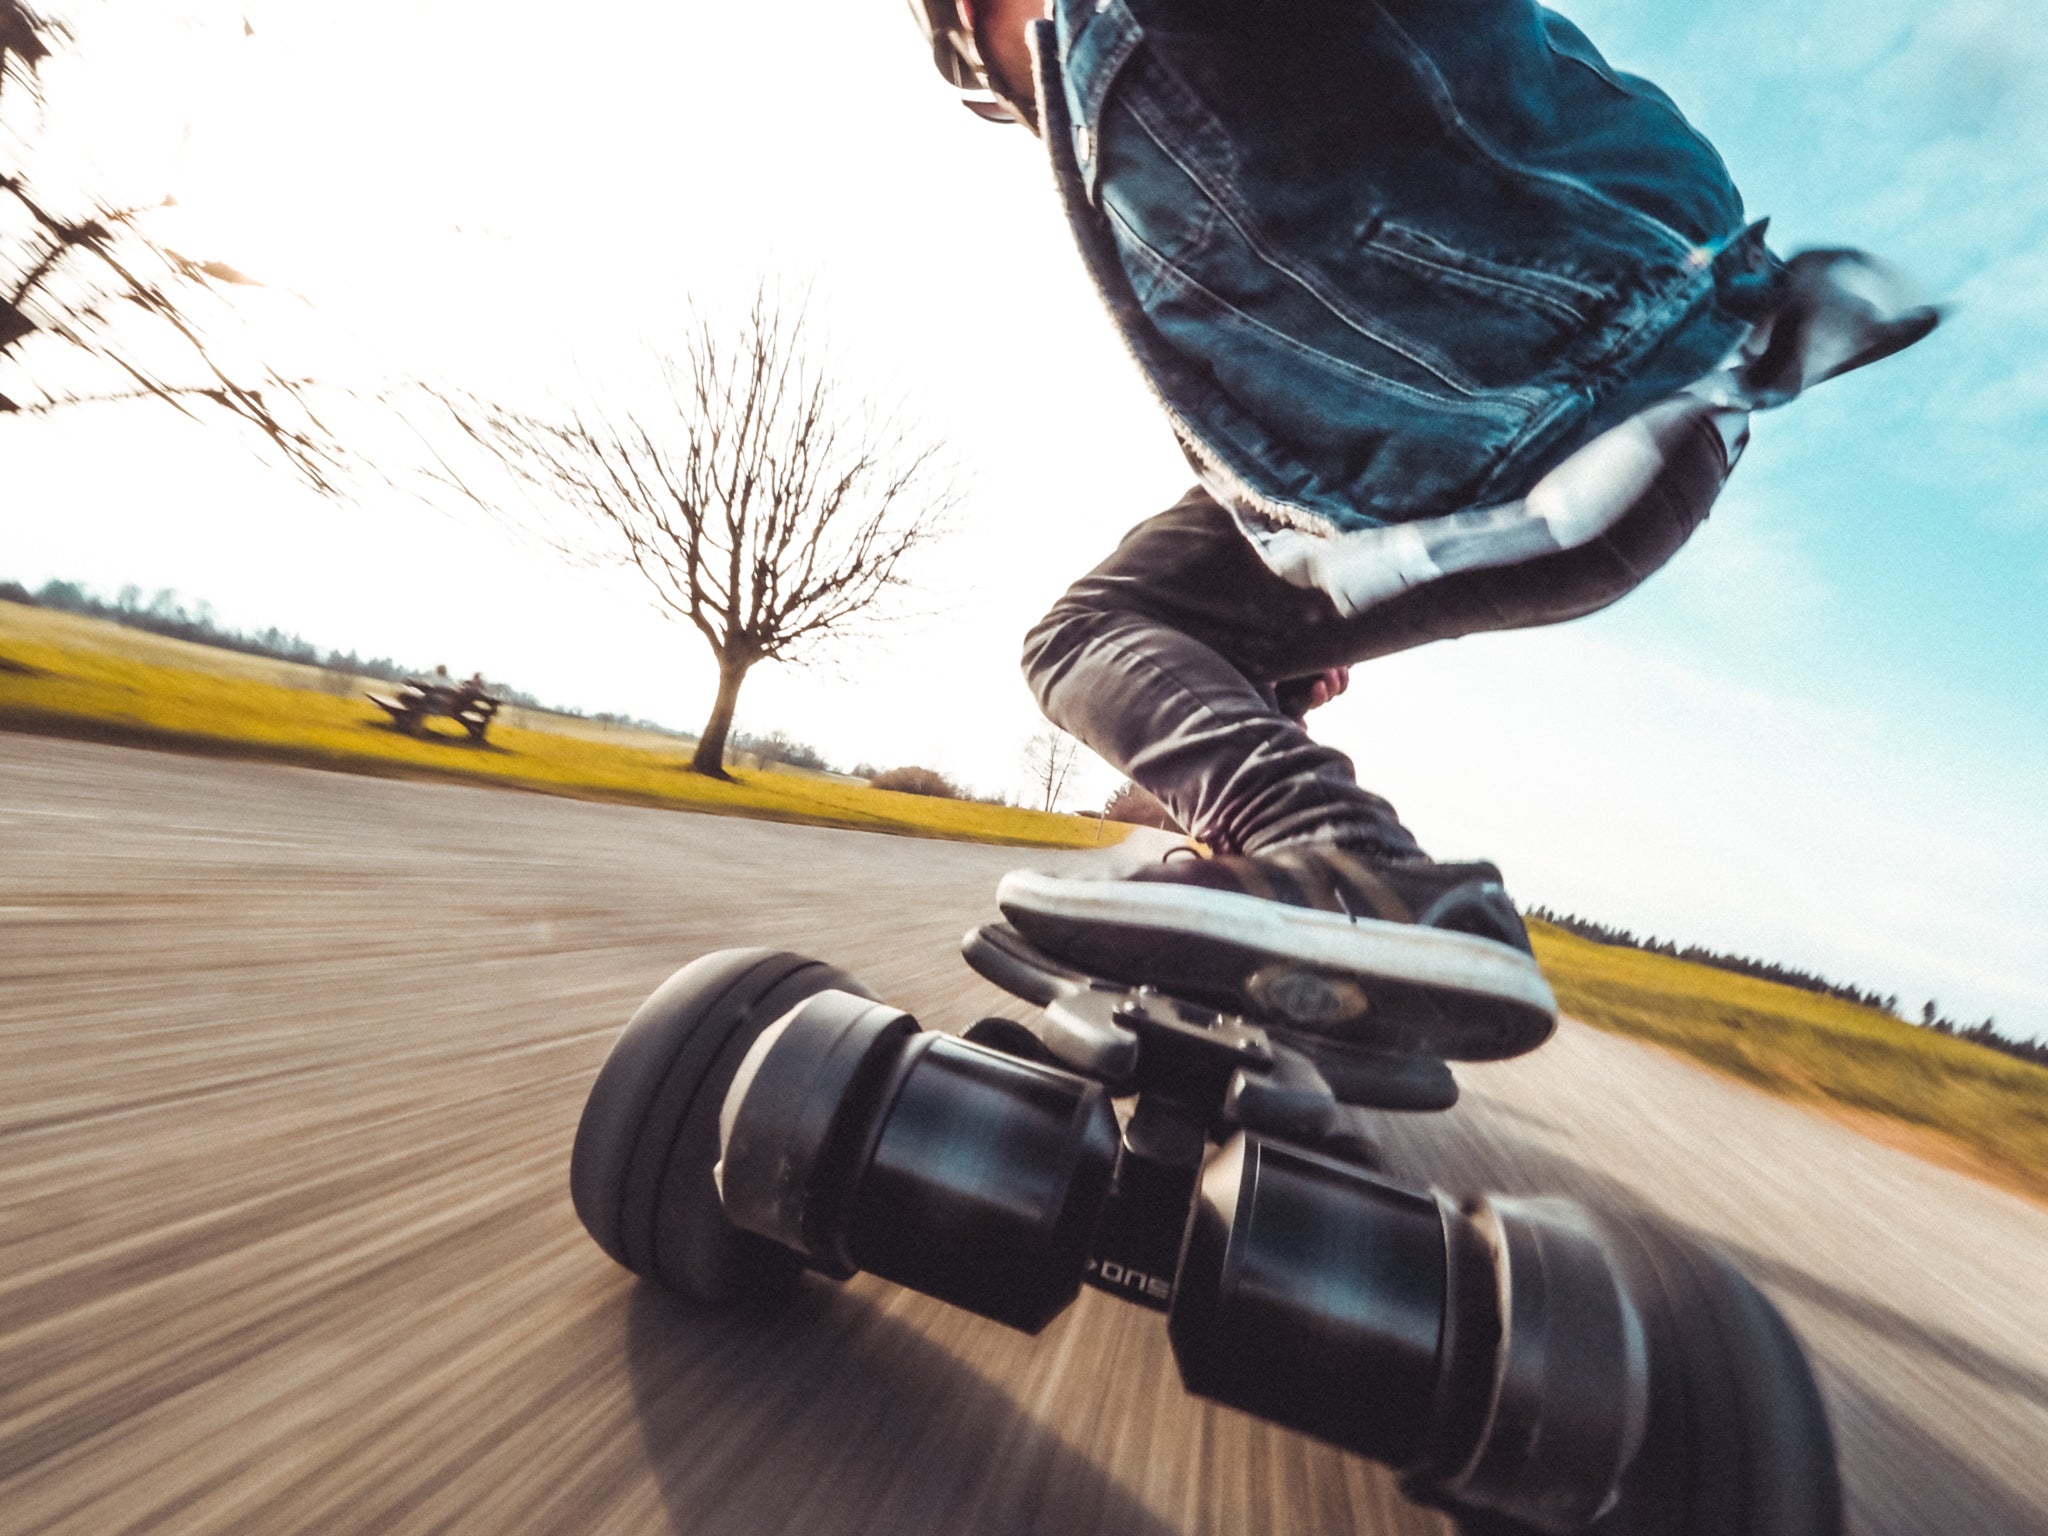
[1440,1217,1840,1536]
[570,949,874,1305]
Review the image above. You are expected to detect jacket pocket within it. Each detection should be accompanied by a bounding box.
[1057,0,1144,205]
[1365,221,1606,325]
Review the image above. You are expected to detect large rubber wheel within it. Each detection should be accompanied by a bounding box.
[1451,1221,1841,1536]
[570,949,875,1305]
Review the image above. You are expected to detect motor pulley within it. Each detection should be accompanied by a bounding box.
[717,988,1120,1333]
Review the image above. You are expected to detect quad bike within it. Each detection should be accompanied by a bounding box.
[569,918,1841,1535]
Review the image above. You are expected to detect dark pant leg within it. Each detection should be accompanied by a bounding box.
[1022,491,1426,856]
[1021,411,1728,854]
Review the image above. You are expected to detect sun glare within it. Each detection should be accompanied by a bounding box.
[24,4,535,384]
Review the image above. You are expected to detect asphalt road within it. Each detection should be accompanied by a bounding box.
[3,735,2044,1536]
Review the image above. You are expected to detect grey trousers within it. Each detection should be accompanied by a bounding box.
[1021,410,1730,857]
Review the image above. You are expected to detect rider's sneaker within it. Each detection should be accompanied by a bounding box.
[997,843,1556,1059]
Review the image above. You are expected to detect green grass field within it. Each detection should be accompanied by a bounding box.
[1531,917,2048,1202]
[0,600,1128,850]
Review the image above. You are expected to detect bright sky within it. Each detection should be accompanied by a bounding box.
[5,0,2045,1041]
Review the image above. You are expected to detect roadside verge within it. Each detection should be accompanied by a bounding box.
[0,601,1126,851]
[1531,918,2048,1207]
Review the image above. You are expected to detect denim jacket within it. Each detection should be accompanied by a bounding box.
[1031,0,1784,540]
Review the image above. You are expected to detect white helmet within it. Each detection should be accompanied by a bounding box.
[904,0,1018,122]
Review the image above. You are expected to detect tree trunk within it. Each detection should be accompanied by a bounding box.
[690,657,748,779]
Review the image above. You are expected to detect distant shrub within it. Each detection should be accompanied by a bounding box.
[869,765,959,798]
[1103,781,1178,830]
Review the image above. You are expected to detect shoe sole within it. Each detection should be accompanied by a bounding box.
[997,869,1556,1061]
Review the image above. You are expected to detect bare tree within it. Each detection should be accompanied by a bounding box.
[415,292,954,778]
[1,3,346,490]
[1022,728,1082,814]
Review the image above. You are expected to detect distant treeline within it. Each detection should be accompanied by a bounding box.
[1529,906,2048,1071]
[1,576,679,734]
[11,576,448,689]
[729,729,834,772]
[1526,907,1901,1011]
[0,577,937,783]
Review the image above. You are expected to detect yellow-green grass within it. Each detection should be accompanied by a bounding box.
[0,601,1128,850]
[1530,917,2048,1203]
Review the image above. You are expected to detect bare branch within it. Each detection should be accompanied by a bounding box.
[0,3,350,491]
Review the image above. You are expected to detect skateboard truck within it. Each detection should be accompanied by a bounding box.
[574,938,1843,1535]
[961,919,1458,1118]
[706,924,1649,1531]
